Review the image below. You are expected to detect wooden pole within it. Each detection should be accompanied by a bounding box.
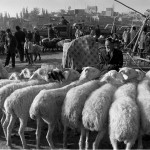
[114,0,146,18]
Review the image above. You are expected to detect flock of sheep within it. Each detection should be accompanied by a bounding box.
[0,63,150,150]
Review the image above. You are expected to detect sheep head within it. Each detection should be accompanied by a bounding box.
[119,67,138,81]
[9,72,20,80]
[29,68,47,81]
[79,67,101,80]
[100,70,124,85]
[135,69,145,81]
[47,68,65,82]
[19,68,32,79]
[62,68,80,82]
[145,70,150,79]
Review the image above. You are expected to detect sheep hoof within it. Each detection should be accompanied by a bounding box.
[6,143,12,149]
[36,145,41,149]
[63,144,67,149]
[23,145,29,149]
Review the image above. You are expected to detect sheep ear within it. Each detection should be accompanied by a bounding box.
[122,74,128,80]
[82,67,86,70]
[63,71,70,80]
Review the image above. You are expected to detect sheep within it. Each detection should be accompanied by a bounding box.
[8,72,21,80]
[0,79,47,127]
[19,68,33,79]
[0,80,21,88]
[32,44,42,61]
[62,70,124,149]
[81,71,124,150]
[136,70,150,149]
[108,68,144,150]
[3,68,83,149]
[28,66,101,149]
[41,38,61,52]
[9,68,33,80]
[29,67,52,81]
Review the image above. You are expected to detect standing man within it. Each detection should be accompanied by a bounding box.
[48,24,55,40]
[15,26,25,62]
[138,26,147,58]
[97,37,123,75]
[130,26,137,49]
[95,25,101,41]
[33,27,41,45]
[61,16,69,25]
[122,28,130,48]
[4,29,17,68]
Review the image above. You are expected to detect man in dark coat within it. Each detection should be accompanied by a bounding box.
[95,25,101,41]
[15,26,25,62]
[98,38,123,75]
[33,27,41,45]
[4,29,17,68]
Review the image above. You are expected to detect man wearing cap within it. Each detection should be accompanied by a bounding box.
[15,26,26,62]
[97,37,123,75]
[4,29,17,68]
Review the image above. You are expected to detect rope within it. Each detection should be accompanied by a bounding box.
[125,52,147,73]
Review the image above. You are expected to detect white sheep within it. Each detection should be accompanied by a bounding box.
[8,68,33,80]
[136,70,150,149]
[108,68,144,150]
[0,79,47,130]
[28,67,101,149]
[62,70,124,149]
[3,68,83,149]
[81,71,124,150]
[0,80,21,88]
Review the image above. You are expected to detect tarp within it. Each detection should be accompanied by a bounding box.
[62,35,100,71]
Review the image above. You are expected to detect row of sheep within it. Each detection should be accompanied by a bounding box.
[0,66,150,150]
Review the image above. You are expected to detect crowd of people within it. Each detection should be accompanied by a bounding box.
[0,17,150,74]
[0,26,41,68]
[122,25,150,58]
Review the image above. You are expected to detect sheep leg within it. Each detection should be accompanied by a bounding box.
[125,139,136,150]
[93,129,106,150]
[1,111,5,126]
[63,125,68,148]
[85,130,89,150]
[79,127,86,150]
[6,114,17,147]
[110,137,118,150]
[46,123,55,149]
[137,130,143,149]
[2,113,11,139]
[18,117,28,149]
[36,117,43,149]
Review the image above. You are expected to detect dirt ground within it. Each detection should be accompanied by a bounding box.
[0,51,150,149]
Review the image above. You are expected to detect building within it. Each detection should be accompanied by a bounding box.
[86,6,98,14]
[105,8,114,16]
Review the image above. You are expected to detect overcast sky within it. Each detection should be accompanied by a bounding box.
[0,0,149,17]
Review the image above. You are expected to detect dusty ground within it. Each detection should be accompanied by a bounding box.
[0,51,150,149]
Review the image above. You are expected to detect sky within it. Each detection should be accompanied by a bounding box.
[0,0,150,17]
